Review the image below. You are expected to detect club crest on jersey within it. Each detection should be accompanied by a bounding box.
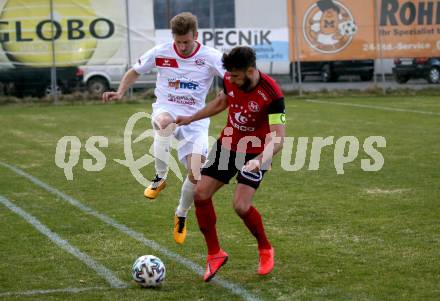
[248,101,260,112]
[228,91,235,97]
[195,57,206,66]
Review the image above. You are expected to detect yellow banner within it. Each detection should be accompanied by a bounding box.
[288,0,440,61]
[0,0,155,67]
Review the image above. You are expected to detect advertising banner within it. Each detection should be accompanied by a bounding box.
[288,0,440,61]
[156,28,290,62]
[0,0,155,67]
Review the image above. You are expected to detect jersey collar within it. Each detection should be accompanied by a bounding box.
[173,41,201,59]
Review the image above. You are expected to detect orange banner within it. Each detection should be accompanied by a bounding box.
[288,0,440,61]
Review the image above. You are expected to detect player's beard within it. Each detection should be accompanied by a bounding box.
[238,75,252,91]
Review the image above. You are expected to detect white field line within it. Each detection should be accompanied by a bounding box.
[0,287,105,297]
[0,162,261,301]
[0,196,127,289]
[304,99,440,116]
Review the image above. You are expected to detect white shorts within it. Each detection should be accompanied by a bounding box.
[151,105,209,167]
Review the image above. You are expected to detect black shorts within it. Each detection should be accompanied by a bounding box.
[201,140,267,189]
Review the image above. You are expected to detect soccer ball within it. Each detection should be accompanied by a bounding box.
[339,21,357,36]
[132,255,166,287]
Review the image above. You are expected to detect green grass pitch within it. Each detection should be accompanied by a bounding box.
[0,95,439,300]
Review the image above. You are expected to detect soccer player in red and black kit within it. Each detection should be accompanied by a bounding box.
[176,46,286,281]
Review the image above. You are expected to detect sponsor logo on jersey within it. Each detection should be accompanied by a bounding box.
[167,94,196,105]
[234,112,248,124]
[229,114,255,132]
[168,79,199,90]
[228,110,256,132]
[156,57,179,68]
[248,101,260,112]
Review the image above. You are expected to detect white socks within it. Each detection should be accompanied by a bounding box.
[154,132,171,178]
[175,177,195,218]
[153,130,195,218]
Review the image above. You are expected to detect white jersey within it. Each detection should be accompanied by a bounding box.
[133,41,225,128]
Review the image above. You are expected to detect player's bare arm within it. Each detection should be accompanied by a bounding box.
[175,90,228,125]
[245,124,286,172]
[102,68,140,103]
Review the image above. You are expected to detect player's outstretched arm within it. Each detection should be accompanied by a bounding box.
[102,68,140,103]
[176,90,228,125]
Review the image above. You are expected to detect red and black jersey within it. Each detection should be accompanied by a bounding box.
[220,71,285,154]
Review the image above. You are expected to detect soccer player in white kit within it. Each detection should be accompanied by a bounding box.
[102,12,225,244]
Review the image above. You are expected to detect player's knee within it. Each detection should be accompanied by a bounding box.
[194,185,211,203]
[153,115,175,132]
[233,198,250,217]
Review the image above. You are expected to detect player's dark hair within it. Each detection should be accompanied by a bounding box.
[222,46,256,72]
[170,12,198,36]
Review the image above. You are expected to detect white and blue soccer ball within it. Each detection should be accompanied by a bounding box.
[132,255,166,287]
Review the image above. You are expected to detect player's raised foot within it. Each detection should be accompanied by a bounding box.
[144,175,166,200]
[204,249,228,282]
[173,215,187,244]
[258,247,274,275]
